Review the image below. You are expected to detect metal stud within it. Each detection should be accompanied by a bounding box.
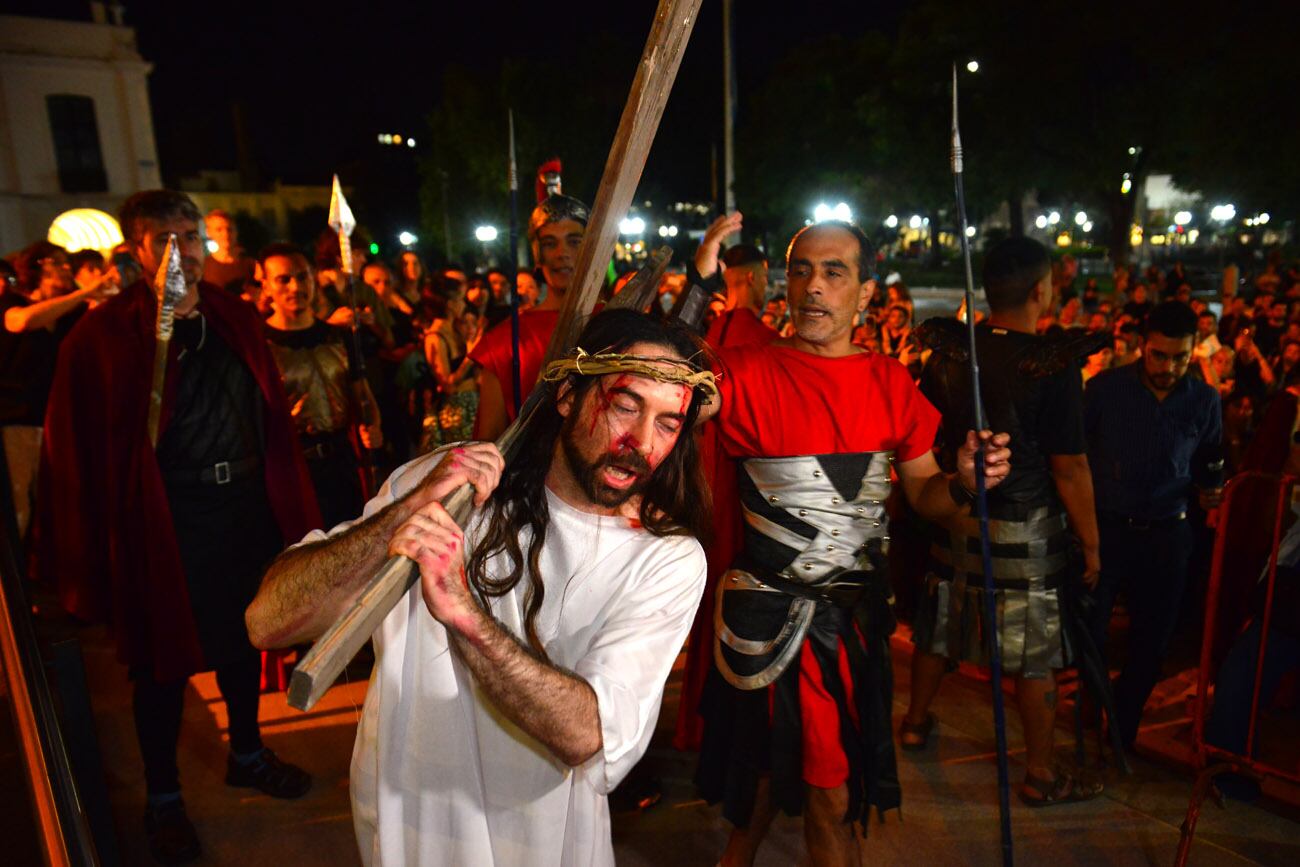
[831,496,841,505]
[855,506,865,514]
[826,545,836,552]
[769,495,780,504]
[802,563,813,571]
[872,520,882,528]
[831,529,840,537]
[798,509,808,517]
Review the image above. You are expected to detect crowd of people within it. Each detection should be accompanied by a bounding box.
[1,182,1293,867]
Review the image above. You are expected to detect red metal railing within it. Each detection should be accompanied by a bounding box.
[1175,471,1298,866]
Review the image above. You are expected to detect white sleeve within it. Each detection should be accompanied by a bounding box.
[572,537,706,794]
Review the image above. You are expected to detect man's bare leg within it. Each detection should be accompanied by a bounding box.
[901,651,947,745]
[804,783,858,866]
[1017,672,1057,788]
[720,776,778,867]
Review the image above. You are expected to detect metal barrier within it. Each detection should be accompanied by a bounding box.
[1174,471,1298,866]
[0,508,98,864]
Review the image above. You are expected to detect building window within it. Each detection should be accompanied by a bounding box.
[46,95,108,193]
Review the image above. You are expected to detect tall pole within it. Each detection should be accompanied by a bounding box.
[722,0,737,230]
[507,109,523,416]
[951,64,1014,867]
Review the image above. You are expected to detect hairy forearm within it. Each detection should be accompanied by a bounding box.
[1050,457,1100,552]
[247,497,415,648]
[449,608,602,767]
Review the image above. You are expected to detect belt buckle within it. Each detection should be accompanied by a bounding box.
[214,461,231,485]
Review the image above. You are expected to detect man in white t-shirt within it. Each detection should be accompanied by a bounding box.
[246,309,713,866]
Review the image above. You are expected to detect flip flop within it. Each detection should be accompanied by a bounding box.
[1018,770,1103,807]
[899,713,936,752]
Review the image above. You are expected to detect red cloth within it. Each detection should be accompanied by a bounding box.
[674,312,776,751]
[37,282,320,682]
[704,308,777,351]
[712,344,940,461]
[469,308,560,424]
[675,343,940,774]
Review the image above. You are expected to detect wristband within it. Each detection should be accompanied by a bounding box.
[949,474,977,508]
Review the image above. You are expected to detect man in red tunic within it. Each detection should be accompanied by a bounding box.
[471,193,589,440]
[694,220,1010,866]
[38,191,320,865]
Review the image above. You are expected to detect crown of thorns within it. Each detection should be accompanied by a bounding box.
[541,347,719,401]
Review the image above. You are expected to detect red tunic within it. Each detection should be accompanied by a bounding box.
[704,307,777,351]
[469,308,560,423]
[682,342,940,783]
[37,282,320,682]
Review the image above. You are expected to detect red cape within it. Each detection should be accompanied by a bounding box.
[673,314,776,751]
[37,282,320,681]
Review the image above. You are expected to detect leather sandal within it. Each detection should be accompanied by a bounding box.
[899,713,936,751]
[1018,770,1103,807]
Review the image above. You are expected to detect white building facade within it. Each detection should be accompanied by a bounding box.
[0,10,161,254]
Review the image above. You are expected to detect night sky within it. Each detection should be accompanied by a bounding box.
[8,0,906,200]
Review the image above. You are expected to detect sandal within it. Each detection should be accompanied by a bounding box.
[899,713,936,752]
[1018,770,1103,807]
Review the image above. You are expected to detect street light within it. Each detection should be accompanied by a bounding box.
[964,225,976,237]
[1210,204,1237,222]
[1082,221,1094,233]
[812,202,852,223]
[398,231,418,246]
[618,216,646,235]
[1074,211,1087,226]
[1174,210,1192,226]
[966,60,980,73]
[475,225,498,242]
[1048,211,1061,225]
[908,215,923,229]
[1034,215,1049,229]
[884,214,899,228]
[1258,212,1271,225]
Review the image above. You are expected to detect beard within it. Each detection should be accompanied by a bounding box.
[559,411,653,509]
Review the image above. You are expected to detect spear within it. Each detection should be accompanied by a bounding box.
[147,234,186,447]
[507,110,523,416]
[951,64,1014,866]
[329,175,378,496]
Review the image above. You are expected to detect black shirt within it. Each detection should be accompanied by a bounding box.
[0,291,84,425]
[155,313,264,473]
[1085,363,1223,520]
[921,324,1086,511]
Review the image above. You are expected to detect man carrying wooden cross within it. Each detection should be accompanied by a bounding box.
[247,309,713,866]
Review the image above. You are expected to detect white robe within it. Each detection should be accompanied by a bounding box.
[297,452,706,866]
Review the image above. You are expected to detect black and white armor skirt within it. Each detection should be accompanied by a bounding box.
[911,503,1075,679]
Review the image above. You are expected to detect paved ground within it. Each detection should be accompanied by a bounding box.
[71,619,1298,867]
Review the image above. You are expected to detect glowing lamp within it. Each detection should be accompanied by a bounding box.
[47,208,123,252]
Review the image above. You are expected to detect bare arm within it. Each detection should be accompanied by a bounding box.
[245,443,503,648]
[474,367,508,441]
[1048,452,1101,589]
[897,430,1012,522]
[5,286,97,333]
[389,492,601,766]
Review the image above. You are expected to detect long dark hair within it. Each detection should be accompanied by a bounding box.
[465,309,712,657]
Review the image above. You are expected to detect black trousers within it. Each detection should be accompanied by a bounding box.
[131,657,263,796]
[1089,517,1194,747]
